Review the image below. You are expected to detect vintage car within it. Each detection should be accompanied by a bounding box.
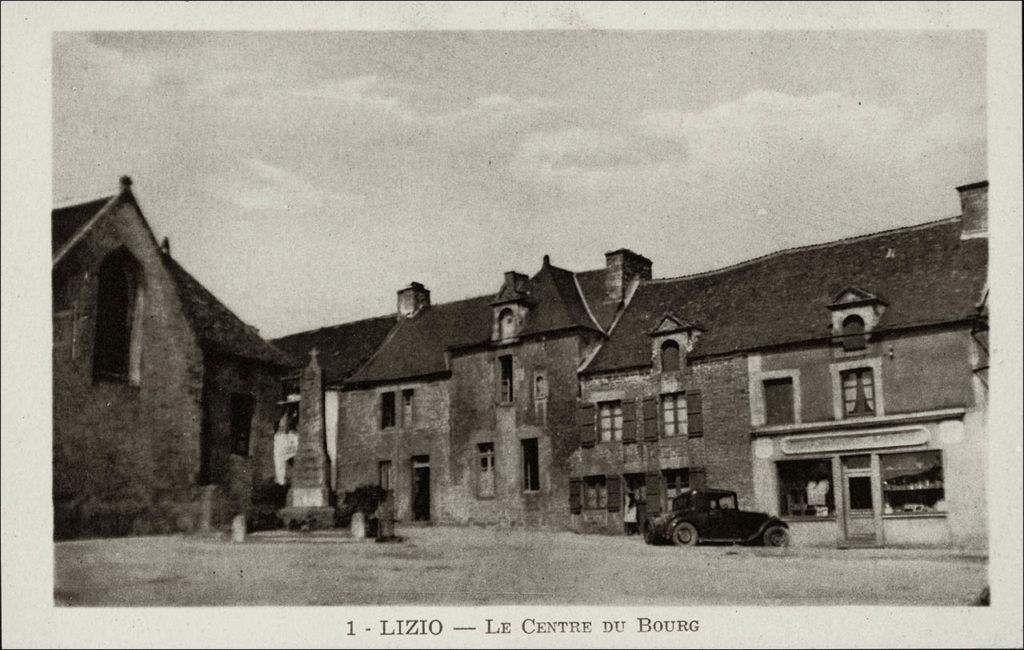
[643,488,790,547]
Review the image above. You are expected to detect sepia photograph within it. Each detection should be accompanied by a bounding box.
[3,2,1022,648]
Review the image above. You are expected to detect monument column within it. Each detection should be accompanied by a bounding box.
[285,349,334,520]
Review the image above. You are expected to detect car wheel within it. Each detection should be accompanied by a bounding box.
[671,522,699,546]
[763,525,790,547]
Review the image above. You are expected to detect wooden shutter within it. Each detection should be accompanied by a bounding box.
[644,471,662,515]
[686,390,703,437]
[577,404,596,448]
[642,397,659,441]
[606,474,622,512]
[569,478,582,514]
[622,399,637,443]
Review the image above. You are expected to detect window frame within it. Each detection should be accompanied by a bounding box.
[477,442,496,499]
[498,355,514,403]
[378,460,393,491]
[829,357,884,420]
[763,377,796,425]
[840,367,877,418]
[880,450,946,516]
[662,468,689,501]
[660,392,686,436]
[597,400,624,442]
[521,437,540,492]
[401,388,415,429]
[92,248,144,385]
[660,339,681,372]
[583,475,608,510]
[229,392,255,457]
[776,458,836,519]
[380,391,397,429]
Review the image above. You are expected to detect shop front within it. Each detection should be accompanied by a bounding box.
[750,410,981,548]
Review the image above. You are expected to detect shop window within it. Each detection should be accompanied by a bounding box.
[881,451,945,514]
[763,378,795,425]
[584,475,607,510]
[401,388,414,428]
[380,391,396,429]
[378,460,393,491]
[229,393,255,456]
[660,392,686,436]
[660,340,681,372]
[93,248,144,384]
[477,443,495,498]
[841,368,876,417]
[663,468,689,500]
[777,459,835,517]
[597,400,623,442]
[498,355,514,402]
[521,438,540,492]
[841,315,867,351]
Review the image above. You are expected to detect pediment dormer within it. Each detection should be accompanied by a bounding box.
[827,286,887,351]
[491,271,535,343]
[648,312,704,373]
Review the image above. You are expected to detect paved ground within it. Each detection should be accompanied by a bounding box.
[54,525,988,606]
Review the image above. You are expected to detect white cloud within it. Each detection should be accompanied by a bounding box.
[221,158,365,213]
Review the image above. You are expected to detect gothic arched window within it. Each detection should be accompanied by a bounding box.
[93,248,144,384]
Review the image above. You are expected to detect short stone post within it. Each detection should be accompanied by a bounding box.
[231,514,247,543]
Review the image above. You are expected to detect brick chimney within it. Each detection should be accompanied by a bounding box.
[604,249,652,303]
[957,180,988,238]
[397,282,430,318]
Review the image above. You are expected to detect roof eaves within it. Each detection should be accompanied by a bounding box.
[52,193,122,266]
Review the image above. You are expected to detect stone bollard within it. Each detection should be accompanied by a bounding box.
[351,511,366,539]
[231,514,247,543]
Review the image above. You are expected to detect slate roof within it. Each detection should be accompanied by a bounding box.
[53,191,296,368]
[161,255,297,368]
[583,217,988,374]
[52,196,114,254]
[272,315,399,385]
[341,261,606,386]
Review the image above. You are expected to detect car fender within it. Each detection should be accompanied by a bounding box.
[746,517,788,543]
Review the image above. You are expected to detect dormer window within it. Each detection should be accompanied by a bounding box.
[841,315,867,351]
[499,308,516,341]
[660,340,681,372]
[827,287,886,353]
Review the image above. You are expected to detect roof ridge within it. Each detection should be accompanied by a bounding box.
[646,216,961,285]
[273,312,399,340]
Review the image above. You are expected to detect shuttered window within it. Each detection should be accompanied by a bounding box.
[569,478,582,514]
[660,392,686,436]
[645,471,662,514]
[584,475,607,510]
[686,391,703,436]
[642,397,659,441]
[622,400,638,443]
[606,474,622,512]
[577,404,596,448]
[597,401,623,442]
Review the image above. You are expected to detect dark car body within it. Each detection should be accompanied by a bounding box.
[643,488,789,546]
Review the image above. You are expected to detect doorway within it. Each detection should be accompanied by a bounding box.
[411,455,431,522]
[842,454,877,544]
[624,473,646,536]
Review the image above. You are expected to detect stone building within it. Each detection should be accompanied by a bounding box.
[572,181,989,548]
[52,178,296,538]
[275,180,988,548]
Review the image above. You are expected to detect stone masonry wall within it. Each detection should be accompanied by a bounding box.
[53,201,206,537]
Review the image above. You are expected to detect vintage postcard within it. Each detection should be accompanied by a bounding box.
[2,2,1022,648]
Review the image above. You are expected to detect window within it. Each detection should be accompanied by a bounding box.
[521,438,540,492]
[841,368,876,417]
[660,339,680,372]
[707,492,737,510]
[477,443,495,498]
[401,389,414,428]
[380,391,396,429]
[93,248,144,384]
[841,315,867,351]
[498,355,514,402]
[498,308,516,340]
[777,459,835,517]
[597,401,623,442]
[881,451,945,514]
[378,460,393,491]
[533,374,548,423]
[584,475,607,510]
[763,378,795,425]
[663,468,689,500]
[229,393,255,456]
[660,392,686,436]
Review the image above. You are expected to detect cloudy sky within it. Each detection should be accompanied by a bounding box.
[53,31,985,338]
